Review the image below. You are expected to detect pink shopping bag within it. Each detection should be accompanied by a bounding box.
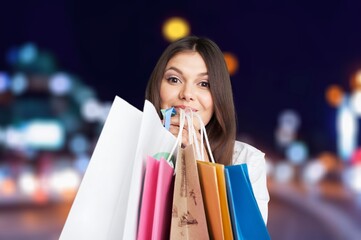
[137,156,174,240]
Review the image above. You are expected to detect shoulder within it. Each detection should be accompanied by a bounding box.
[233,140,265,164]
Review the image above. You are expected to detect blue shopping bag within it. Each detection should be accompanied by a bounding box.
[225,164,271,240]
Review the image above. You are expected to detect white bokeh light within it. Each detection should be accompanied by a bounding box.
[343,165,361,193]
[81,98,102,122]
[274,161,294,183]
[49,72,72,95]
[275,126,296,147]
[278,109,301,132]
[302,160,326,185]
[18,171,38,195]
[285,141,309,165]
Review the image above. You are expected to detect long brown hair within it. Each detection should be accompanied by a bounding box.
[145,36,236,165]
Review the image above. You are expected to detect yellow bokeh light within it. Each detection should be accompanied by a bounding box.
[162,17,190,42]
[223,52,239,76]
[350,69,361,91]
[325,84,344,107]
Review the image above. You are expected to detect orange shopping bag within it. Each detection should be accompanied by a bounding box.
[195,111,233,240]
[197,162,233,240]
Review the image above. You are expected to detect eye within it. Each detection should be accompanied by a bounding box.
[167,76,181,84]
[199,81,210,88]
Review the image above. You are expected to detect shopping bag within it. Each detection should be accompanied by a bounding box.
[170,144,209,240]
[225,164,271,240]
[137,156,160,240]
[60,96,142,239]
[194,110,233,240]
[60,96,177,240]
[152,157,175,239]
[122,100,176,239]
[197,162,233,240]
[137,156,174,240]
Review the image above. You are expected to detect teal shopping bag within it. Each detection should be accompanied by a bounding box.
[225,164,271,240]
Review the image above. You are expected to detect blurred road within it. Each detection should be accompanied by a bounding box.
[0,180,360,239]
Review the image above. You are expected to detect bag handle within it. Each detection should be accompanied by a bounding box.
[193,112,215,163]
[166,109,215,165]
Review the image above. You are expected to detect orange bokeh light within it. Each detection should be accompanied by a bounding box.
[325,85,344,107]
[223,52,239,76]
[318,151,340,172]
[1,178,17,196]
[350,70,361,91]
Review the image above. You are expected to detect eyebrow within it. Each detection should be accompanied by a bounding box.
[165,66,208,77]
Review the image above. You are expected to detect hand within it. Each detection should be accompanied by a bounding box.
[168,115,201,148]
[168,115,210,162]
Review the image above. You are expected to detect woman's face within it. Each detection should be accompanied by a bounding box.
[160,51,214,125]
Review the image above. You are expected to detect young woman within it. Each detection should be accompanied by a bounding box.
[145,35,269,223]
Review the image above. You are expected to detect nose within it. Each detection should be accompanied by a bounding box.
[179,84,194,101]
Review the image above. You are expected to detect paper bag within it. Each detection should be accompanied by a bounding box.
[60,96,142,239]
[137,156,160,240]
[170,145,209,240]
[137,156,174,240]
[225,164,271,240]
[122,100,176,239]
[60,96,177,240]
[197,162,233,240]
[152,158,175,240]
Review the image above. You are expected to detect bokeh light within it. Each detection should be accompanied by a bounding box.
[285,141,309,165]
[351,148,361,166]
[74,154,90,174]
[223,52,239,75]
[325,84,344,107]
[318,151,340,172]
[24,120,65,150]
[10,72,28,95]
[162,17,190,42]
[337,99,358,161]
[18,171,38,195]
[81,98,103,122]
[343,165,361,193]
[350,69,361,91]
[350,90,361,116]
[0,72,10,93]
[0,178,16,196]
[49,168,81,196]
[275,126,296,147]
[98,101,112,123]
[49,72,72,95]
[5,126,25,149]
[18,43,37,64]
[278,109,301,132]
[274,162,294,183]
[302,160,326,185]
[69,134,89,154]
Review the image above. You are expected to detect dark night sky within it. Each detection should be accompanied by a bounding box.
[2,0,361,156]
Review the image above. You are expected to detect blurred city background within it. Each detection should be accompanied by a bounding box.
[1,0,361,239]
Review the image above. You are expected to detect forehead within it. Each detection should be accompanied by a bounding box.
[166,51,207,70]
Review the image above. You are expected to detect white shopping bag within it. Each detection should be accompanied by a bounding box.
[122,100,177,239]
[60,96,176,240]
[60,96,142,239]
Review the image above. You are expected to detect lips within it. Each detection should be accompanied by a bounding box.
[174,105,198,112]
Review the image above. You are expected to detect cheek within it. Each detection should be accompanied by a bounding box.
[199,94,214,124]
[159,82,172,108]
